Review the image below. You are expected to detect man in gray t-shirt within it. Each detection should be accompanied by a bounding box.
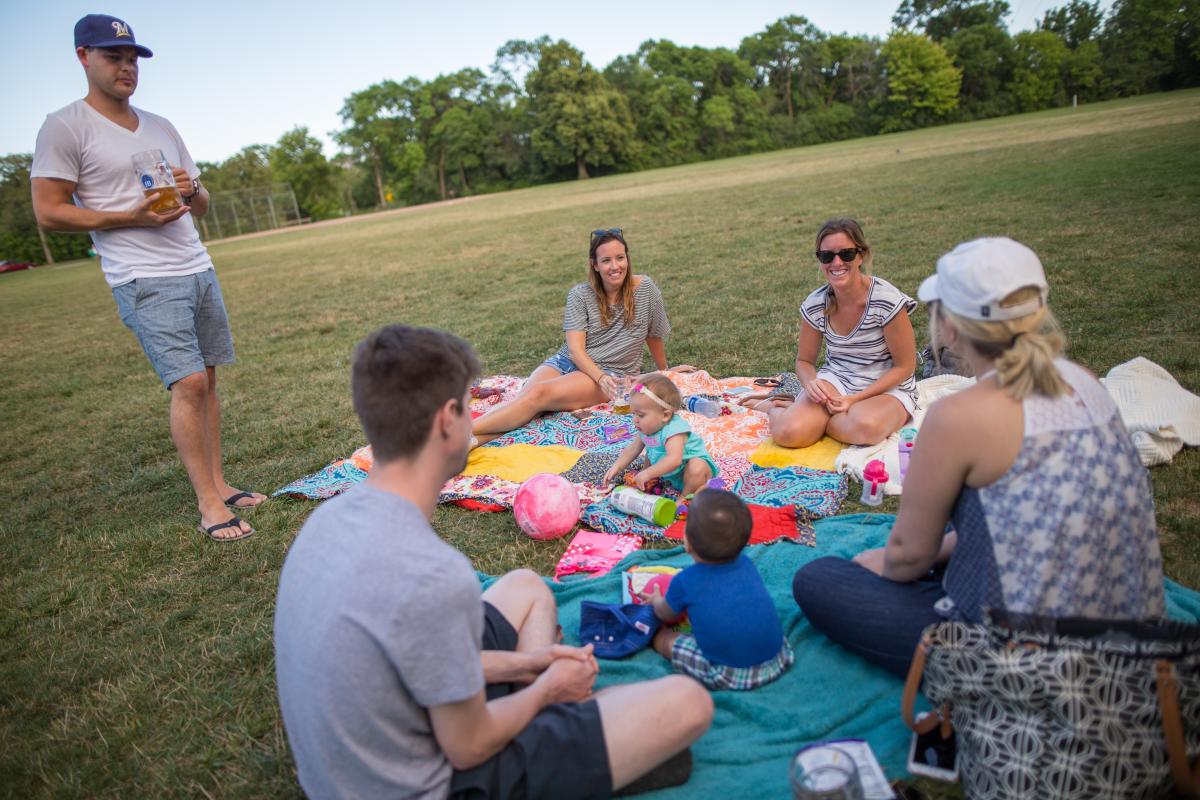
[274,325,713,799]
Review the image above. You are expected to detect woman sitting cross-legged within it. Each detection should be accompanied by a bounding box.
[751,218,918,448]
[792,237,1165,678]
[472,228,680,445]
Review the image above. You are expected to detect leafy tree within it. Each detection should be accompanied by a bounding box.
[526,40,635,179]
[425,69,491,199]
[880,32,963,130]
[820,35,884,107]
[0,154,91,264]
[893,0,1012,41]
[739,16,828,119]
[1039,0,1104,48]
[607,40,771,165]
[1061,39,1104,100]
[1038,0,1105,100]
[1010,30,1070,109]
[270,127,346,220]
[196,145,273,192]
[944,23,1016,117]
[337,80,423,207]
[1101,0,1200,93]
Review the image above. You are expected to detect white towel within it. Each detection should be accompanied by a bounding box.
[835,374,975,495]
[1101,357,1200,466]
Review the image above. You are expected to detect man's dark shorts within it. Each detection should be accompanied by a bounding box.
[448,602,612,800]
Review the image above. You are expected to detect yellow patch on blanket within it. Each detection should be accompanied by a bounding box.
[461,444,584,483]
[750,436,843,471]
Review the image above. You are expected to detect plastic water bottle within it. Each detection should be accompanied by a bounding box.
[897,427,917,481]
[684,395,722,418]
[611,486,677,527]
[861,460,888,506]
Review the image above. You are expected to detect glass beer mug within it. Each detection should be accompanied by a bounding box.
[131,149,183,213]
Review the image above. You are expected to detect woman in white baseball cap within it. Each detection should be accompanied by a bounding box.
[792,236,1165,678]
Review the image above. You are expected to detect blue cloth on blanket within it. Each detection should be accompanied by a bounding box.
[485,411,631,454]
[731,464,848,511]
[273,459,367,500]
[480,514,1200,799]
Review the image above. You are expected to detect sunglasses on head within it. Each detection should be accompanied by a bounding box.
[591,227,623,240]
[815,247,862,264]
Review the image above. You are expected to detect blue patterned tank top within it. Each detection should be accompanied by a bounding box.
[938,360,1165,623]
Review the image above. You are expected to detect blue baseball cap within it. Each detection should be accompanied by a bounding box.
[74,14,153,58]
[578,601,660,659]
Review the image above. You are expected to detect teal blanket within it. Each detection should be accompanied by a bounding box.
[482,513,1200,799]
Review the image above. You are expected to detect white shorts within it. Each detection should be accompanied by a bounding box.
[813,370,918,417]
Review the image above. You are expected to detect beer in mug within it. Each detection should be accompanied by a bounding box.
[131,149,183,213]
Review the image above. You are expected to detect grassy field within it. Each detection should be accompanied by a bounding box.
[2,89,1199,797]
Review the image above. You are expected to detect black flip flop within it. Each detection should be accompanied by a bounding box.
[198,516,254,543]
[224,491,265,511]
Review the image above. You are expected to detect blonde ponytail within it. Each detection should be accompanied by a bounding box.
[933,287,1069,400]
[991,321,1067,399]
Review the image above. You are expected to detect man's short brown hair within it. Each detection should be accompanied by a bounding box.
[351,325,481,462]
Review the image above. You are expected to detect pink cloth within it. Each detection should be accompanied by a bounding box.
[554,529,642,581]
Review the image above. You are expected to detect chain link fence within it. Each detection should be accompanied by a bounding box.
[194,183,304,241]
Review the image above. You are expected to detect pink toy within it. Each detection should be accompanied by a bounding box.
[513,473,580,540]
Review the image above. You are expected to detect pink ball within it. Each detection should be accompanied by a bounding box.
[513,473,580,540]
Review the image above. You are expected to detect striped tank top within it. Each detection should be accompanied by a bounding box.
[799,276,918,404]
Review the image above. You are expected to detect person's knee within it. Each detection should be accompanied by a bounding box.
[661,675,713,736]
[502,568,548,598]
[841,416,891,446]
[522,380,557,407]
[170,371,210,400]
[771,414,821,448]
[792,557,845,611]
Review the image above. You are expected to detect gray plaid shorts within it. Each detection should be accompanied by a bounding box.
[670,634,794,691]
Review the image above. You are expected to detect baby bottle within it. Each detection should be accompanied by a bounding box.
[897,427,917,480]
[860,460,888,506]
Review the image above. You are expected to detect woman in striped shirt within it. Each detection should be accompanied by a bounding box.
[758,218,918,448]
[472,229,675,445]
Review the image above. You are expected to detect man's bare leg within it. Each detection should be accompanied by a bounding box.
[204,366,265,510]
[596,675,713,790]
[170,370,251,539]
[481,569,558,653]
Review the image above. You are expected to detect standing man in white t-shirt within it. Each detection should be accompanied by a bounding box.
[31,14,263,542]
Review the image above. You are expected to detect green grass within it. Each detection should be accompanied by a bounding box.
[2,90,1199,797]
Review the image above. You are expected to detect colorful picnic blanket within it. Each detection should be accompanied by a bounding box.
[274,371,853,517]
[490,514,1200,799]
[580,465,848,540]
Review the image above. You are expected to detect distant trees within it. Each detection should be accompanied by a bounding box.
[0,154,89,264]
[3,0,1197,260]
[880,33,963,129]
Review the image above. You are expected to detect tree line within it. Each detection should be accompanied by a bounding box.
[3,0,1196,264]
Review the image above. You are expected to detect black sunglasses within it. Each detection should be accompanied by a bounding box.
[815,247,862,264]
[591,227,623,239]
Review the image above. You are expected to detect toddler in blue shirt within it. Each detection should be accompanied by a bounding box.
[640,489,793,690]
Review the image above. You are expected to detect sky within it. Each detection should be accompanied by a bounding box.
[6,0,1098,164]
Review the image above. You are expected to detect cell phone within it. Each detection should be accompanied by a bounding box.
[907,715,958,782]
